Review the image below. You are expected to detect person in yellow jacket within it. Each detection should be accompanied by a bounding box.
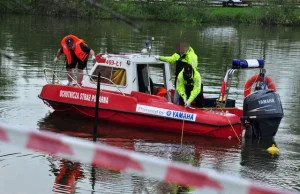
[176,63,203,108]
[155,42,198,104]
[54,34,96,86]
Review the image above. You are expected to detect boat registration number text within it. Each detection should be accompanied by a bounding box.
[106,59,122,67]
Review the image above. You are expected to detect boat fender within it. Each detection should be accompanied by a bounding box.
[267,144,279,155]
[244,74,276,98]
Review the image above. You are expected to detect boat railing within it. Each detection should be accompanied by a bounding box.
[218,67,265,107]
[43,68,82,87]
[218,68,237,108]
[43,68,125,96]
[218,59,266,107]
[43,68,63,84]
[91,75,125,96]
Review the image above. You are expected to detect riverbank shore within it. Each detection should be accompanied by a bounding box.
[1,0,300,25]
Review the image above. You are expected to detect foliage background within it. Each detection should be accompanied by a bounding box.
[1,0,300,25]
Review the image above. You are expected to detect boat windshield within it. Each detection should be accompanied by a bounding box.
[91,65,126,86]
[137,63,166,95]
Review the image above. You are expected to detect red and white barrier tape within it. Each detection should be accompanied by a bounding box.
[0,122,297,194]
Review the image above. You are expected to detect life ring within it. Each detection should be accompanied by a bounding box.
[244,74,276,98]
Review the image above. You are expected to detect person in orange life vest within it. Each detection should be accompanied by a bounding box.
[52,159,84,194]
[54,35,95,86]
[176,63,203,108]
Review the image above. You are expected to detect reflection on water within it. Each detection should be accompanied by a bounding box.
[37,112,242,193]
[240,139,300,191]
[50,158,84,194]
[37,112,298,193]
[240,139,279,172]
[1,14,300,193]
[47,154,192,194]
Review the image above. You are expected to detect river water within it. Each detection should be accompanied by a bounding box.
[0,14,300,193]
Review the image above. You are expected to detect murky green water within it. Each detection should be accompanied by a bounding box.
[1,14,300,193]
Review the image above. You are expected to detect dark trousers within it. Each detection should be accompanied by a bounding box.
[179,84,203,107]
[65,57,88,70]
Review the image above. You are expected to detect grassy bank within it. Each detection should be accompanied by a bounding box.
[1,0,300,25]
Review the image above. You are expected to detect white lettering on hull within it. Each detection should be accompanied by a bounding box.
[136,104,196,122]
[59,90,109,104]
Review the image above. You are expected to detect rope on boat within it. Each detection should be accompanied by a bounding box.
[180,106,186,147]
[44,101,116,119]
[216,101,241,143]
[0,122,295,194]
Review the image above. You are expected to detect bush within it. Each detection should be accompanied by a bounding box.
[1,0,300,25]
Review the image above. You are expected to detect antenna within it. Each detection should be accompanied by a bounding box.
[148,37,155,57]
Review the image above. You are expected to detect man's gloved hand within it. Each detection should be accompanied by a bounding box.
[92,55,96,63]
[184,101,191,108]
[54,57,59,63]
[183,98,187,104]
[155,55,160,60]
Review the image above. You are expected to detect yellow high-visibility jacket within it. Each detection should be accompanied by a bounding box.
[176,66,202,103]
[159,46,198,68]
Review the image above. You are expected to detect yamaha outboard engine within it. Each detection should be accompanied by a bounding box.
[241,89,284,139]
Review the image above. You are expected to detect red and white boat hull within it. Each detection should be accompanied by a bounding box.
[39,84,244,139]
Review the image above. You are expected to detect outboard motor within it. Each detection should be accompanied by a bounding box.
[241,89,284,139]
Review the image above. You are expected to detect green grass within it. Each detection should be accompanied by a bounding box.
[1,0,300,26]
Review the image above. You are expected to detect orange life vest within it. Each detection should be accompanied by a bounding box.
[156,88,167,97]
[61,35,89,65]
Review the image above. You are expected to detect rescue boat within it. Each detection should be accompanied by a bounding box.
[38,44,283,140]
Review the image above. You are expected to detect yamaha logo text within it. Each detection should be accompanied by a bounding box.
[258,98,275,105]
